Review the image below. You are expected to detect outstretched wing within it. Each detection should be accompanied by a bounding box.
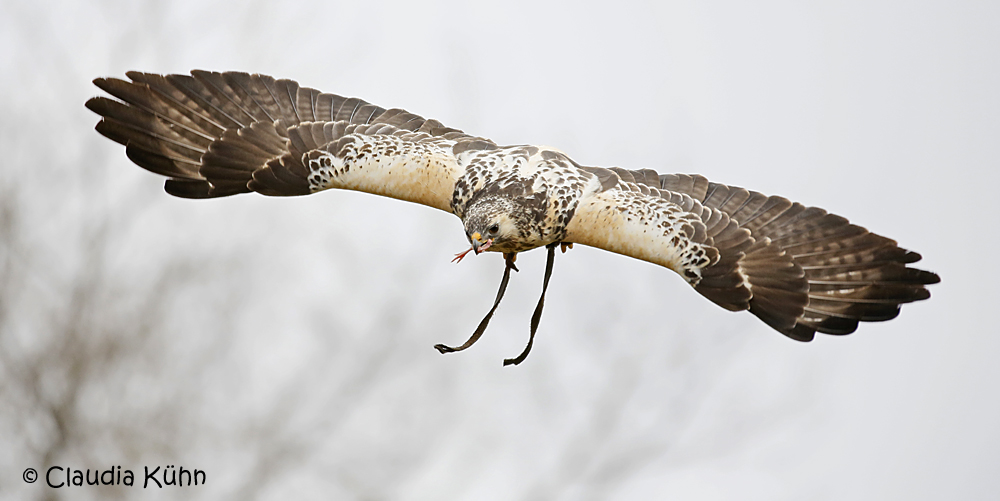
[85,70,487,212]
[565,167,940,342]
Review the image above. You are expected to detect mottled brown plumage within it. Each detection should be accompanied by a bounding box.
[86,70,940,363]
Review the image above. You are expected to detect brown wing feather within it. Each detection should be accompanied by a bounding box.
[599,170,938,341]
[86,70,477,201]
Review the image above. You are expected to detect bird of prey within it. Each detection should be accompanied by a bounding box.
[86,70,940,365]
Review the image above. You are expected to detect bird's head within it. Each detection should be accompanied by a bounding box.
[463,196,526,254]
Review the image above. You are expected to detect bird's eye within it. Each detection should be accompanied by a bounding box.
[488,223,500,235]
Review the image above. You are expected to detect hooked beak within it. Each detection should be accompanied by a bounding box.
[471,232,493,254]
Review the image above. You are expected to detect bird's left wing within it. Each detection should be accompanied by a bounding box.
[85,70,487,212]
[564,167,757,311]
[562,165,938,342]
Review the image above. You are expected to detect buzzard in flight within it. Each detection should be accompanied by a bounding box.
[86,71,940,365]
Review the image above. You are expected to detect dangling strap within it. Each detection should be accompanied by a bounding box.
[434,252,518,354]
[503,243,556,366]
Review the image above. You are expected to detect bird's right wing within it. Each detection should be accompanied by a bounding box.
[85,70,489,213]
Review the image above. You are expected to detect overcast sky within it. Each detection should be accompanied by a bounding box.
[1,0,997,499]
